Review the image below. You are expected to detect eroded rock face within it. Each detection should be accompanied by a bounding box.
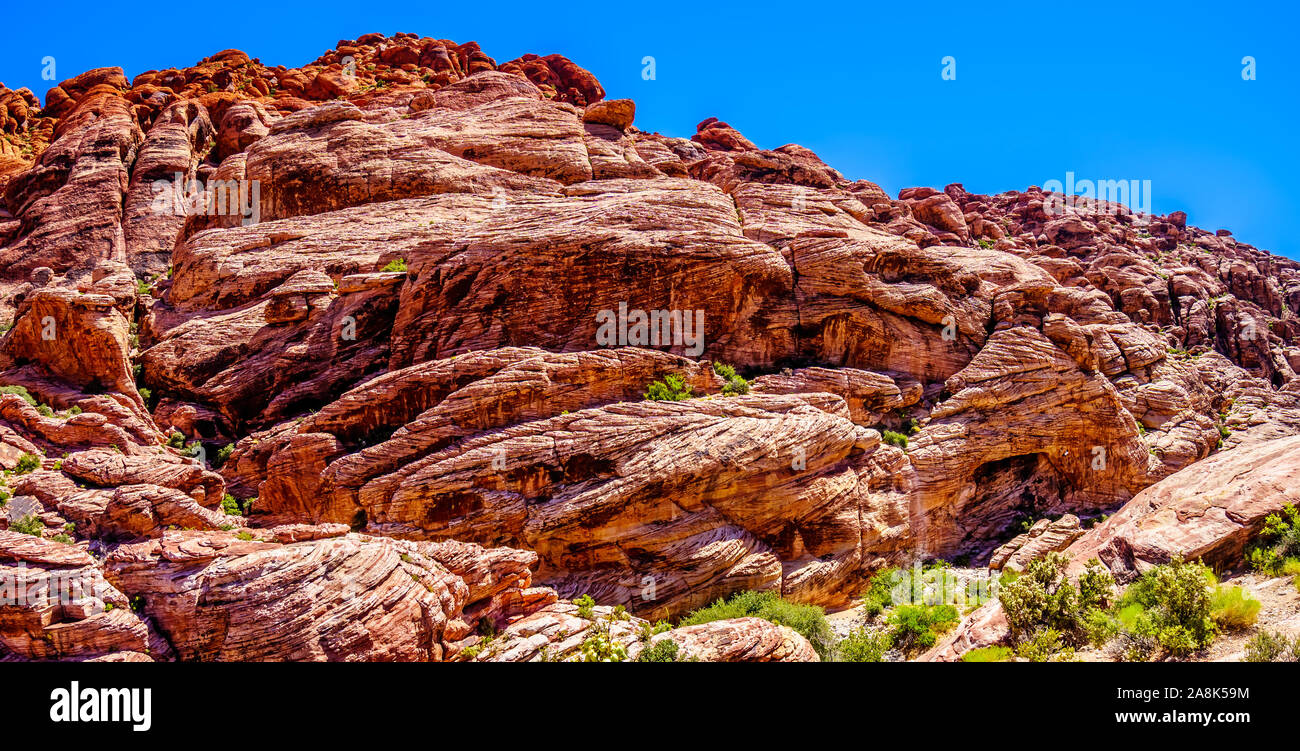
[1064,434,1300,579]
[0,31,1298,661]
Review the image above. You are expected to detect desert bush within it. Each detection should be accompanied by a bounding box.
[1248,504,1300,577]
[9,514,45,536]
[680,590,834,659]
[1209,585,1260,629]
[14,452,41,474]
[0,385,37,406]
[220,494,245,516]
[574,594,596,619]
[999,553,1111,637]
[1243,630,1300,662]
[961,645,1013,662]
[636,639,682,662]
[380,257,407,273]
[887,603,959,655]
[835,627,892,662]
[712,362,751,396]
[644,373,693,401]
[1114,558,1217,659]
[1016,628,1075,662]
[861,567,900,618]
[880,430,908,449]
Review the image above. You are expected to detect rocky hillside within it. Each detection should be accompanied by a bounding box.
[1,32,1297,662]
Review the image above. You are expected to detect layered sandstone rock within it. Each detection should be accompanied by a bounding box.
[0,32,1297,662]
[1064,434,1300,579]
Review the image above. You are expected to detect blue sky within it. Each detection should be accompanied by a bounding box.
[3,1,1296,258]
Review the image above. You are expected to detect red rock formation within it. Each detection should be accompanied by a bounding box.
[0,32,1297,662]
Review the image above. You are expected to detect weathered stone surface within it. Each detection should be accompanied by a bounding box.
[1064,434,1300,579]
[989,514,1084,572]
[631,617,820,662]
[104,530,466,661]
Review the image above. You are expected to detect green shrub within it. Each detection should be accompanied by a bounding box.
[1016,628,1075,662]
[0,385,37,406]
[681,590,834,659]
[1209,585,1260,629]
[861,567,900,618]
[1243,630,1299,662]
[1000,554,1102,637]
[574,594,596,620]
[881,430,908,449]
[573,620,628,662]
[380,257,407,273]
[1114,558,1217,659]
[36,404,53,417]
[166,431,186,449]
[961,645,1013,662]
[1249,504,1300,576]
[712,362,751,396]
[14,453,41,474]
[644,374,693,401]
[67,406,82,416]
[214,443,235,468]
[887,603,959,656]
[220,494,244,516]
[836,627,892,662]
[9,514,45,536]
[638,620,672,641]
[636,639,682,662]
[0,487,10,506]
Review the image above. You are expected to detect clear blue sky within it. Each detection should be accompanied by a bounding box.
[2,1,1296,258]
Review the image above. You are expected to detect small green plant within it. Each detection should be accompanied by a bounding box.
[887,602,959,655]
[880,430,908,450]
[380,257,408,273]
[1209,585,1260,630]
[573,620,629,662]
[1113,558,1217,660]
[235,531,255,541]
[836,627,892,662]
[861,567,900,618]
[712,362,751,396]
[644,374,693,401]
[961,645,1013,662]
[9,514,45,537]
[167,431,186,449]
[0,385,38,406]
[13,453,41,474]
[681,590,834,659]
[67,406,82,417]
[220,493,244,516]
[214,443,235,468]
[1247,504,1300,577]
[1243,630,1299,662]
[636,639,682,662]
[998,553,1114,657]
[574,593,596,620]
[1016,628,1075,662]
[36,404,54,417]
[976,238,995,249]
[638,620,672,641]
